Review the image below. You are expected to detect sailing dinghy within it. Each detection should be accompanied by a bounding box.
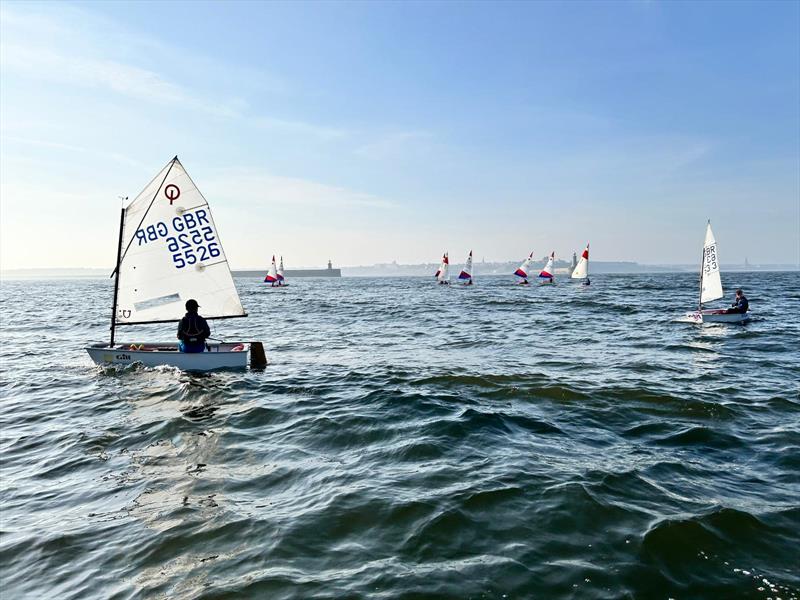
[538,252,556,284]
[514,252,534,284]
[265,255,280,287]
[85,156,266,371]
[458,251,474,285]
[571,243,590,285]
[435,252,450,284]
[277,256,287,286]
[683,221,750,324]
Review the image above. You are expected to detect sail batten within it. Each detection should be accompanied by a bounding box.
[113,157,246,325]
[700,222,723,304]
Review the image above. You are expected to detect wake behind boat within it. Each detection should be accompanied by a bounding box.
[85,156,266,371]
[682,221,751,324]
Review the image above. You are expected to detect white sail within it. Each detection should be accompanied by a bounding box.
[114,156,245,325]
[435,252,450,282]
[515,252,533,278]
[459,251,473,280]
[265,255,278,283]
[700,222,723,304]
[538,252,555,278]
[571,244,589,279]
[277,256,285,282]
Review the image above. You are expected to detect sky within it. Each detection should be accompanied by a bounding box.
[1,0,798,270]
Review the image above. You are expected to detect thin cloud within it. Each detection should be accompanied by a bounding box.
[203,168,397,210]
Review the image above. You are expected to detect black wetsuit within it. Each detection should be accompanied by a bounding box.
[729,295,749,314]
[177,312,211,352]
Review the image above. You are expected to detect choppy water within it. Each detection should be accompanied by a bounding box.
[1,272,798,599]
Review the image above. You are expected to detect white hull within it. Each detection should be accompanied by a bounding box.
[684,310,751,324]
[86,342,250,371]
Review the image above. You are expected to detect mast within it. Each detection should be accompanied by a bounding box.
[109,205,126,346]
[698,220,709,311]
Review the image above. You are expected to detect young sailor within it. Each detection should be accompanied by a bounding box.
[727,289,749,314]
[177,299,211,353]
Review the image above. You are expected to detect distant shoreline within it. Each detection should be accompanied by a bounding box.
[2,263,798,280]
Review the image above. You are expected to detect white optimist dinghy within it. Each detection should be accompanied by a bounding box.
[86,156,267,371]
[571,243,590,285]
[458,250,474,285]
[683,221,750,324]
[435,252,450,284]
[538,252,556,285]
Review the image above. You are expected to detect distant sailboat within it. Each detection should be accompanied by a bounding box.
[264,255,279,286]
[684,221,750,324]
[458,250,474,285]
[514,252,534,285]
[538,252,555,284]
[434,252,450,284]
[277,256,287,286]
[571,243,590,285]
[84,156,265,371]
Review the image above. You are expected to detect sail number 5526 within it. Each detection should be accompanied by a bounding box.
[172,243,220,268]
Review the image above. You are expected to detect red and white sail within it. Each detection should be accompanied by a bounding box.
[277,256,285,283]
[538,252,555,280]
[458,250,473,282]
[571,244,589,279]
[514,252,534,279]
[264,255,278,283]
[434,252,450,282]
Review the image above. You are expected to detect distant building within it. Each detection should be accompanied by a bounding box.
[571,252,578,271]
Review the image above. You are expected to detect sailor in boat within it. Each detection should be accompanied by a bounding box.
[519,278,529,285]
[178,299,211,353]
[583,277,590,286]
[726,289,749,314]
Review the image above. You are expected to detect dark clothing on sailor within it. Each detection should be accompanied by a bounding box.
[178,312,211,352]
[728,294,749,314]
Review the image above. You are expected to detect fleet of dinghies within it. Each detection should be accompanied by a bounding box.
[85,157,753,373]
[85,156,266,371]
[264,255,287,287]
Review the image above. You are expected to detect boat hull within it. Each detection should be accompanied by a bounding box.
[86,342,250,371]
[684,310,751,324]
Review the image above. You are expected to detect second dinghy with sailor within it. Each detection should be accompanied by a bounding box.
[682,221,751,324]
[458,251,474,285]
[435,252,450,285]
[514,252,534,285]
[538,252,556,285]
[571,243,590,286]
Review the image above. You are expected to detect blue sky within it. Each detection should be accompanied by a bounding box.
[1,0,798,269]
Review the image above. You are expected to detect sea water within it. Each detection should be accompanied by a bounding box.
[1,272,798,598]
